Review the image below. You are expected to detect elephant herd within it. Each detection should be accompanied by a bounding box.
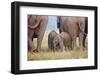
[28,15,88,52]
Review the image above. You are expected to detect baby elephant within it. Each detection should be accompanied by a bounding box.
[48,31,58,51]
[53,32,72,51]
[53,34,64,51]
[60,32,72,50]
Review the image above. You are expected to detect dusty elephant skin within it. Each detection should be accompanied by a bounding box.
[48,31,58,51]
[53,34,64,51]
[28,15,48,52]
[60,32,72,51]
[53,32,72,51]
[57,16,88,50]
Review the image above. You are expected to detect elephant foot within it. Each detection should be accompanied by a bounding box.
[32,48,39,52]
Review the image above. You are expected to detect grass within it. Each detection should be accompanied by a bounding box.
[28,50,88,61]
[28,32,88,61]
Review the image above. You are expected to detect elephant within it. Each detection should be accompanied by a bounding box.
[53,32,72,51]
[53,34,64,51]
[28,15,48,52]
[83,17,88,48]
[57,16,87,50]
[48,31,58,51]
[60,32,72,50]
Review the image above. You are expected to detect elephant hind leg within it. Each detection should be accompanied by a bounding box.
[79,33,84,50]
[83,35,87,48]
[72,37,77,50]
[36,21,48,52]
[48,37,52,51]
[28,38,35,52]
[65,46,68,51]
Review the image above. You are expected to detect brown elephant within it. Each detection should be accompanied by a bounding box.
[28,15,48,52]
[48,31,58,51]
[57,16,87,50]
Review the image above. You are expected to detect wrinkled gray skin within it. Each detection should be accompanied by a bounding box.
[53,34,64,51]
[53,32,72,51]
[60,32,72,51]
[28,15,48,52]
[57,16,87,50]
[48,31,58,51]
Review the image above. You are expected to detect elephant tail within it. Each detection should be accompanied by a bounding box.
[28,16,41,29]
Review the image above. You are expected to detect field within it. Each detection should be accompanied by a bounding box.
[28,32,88,61]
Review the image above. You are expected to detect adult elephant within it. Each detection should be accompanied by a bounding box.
[57,16,87,50]
[28,15,48,52]
[83,17,88,48]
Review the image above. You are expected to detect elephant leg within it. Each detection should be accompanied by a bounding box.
[65,46,68,51]
[72,36,77,50]
[36,37,41,52]
[83,34,87,48]
[52,44,55,51]
[28,38,31,51]
[67,45,70,51]
[79,33,84,50]
[48,37,52,51]
[28,38,35,52]
[60,41,65,51]
[37,33,45,52]
[36,22,47,52]
[69,42,72,50]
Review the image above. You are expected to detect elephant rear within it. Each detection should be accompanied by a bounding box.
[57,16,87,50]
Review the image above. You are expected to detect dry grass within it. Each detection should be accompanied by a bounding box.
[28,32,88,61]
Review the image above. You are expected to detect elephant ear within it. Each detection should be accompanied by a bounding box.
[28,16,41,29]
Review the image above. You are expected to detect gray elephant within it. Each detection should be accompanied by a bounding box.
[28,15,48,52]
[60,32,72,50]
[53,32,72,51]
[53,34,64,51]
[48,31,58,51]
[83,17,88,48]
[57,16,87,50]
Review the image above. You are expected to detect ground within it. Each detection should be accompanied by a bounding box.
[28,32,88,61]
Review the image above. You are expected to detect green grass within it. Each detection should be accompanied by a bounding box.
[28,32,88,61]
